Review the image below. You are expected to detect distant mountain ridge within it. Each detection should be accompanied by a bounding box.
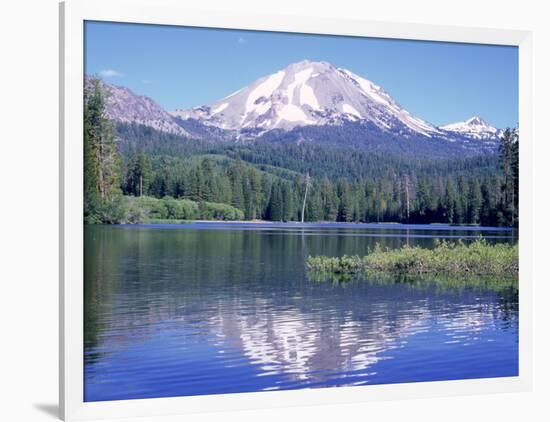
[86,61,506,158]
[439,116,504,141]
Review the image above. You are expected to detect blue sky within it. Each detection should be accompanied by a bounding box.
[84,21,518,128]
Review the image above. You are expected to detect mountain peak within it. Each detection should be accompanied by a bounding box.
[465,116,488,126]
[172,60,440,137]
[285,60,333,70]
[439,116,501,141]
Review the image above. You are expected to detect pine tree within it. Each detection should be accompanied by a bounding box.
[83,113,100,222]
[260,174,272,219]
[320,178,338,221]
[282,182,294,221]
[125,152,152,196]
[200,158,215,201]
[83,77,122,223]
[216,175,233,205]
[456,176,469,224]
[499,128,519,226]
[364,180,376,222]
[228,159,245,211]
[185,167,204,202]
[337,180,354,222]
[268,183,283,221]
[84,78,121,200]
[416,177,434,217]
[306,189,323,222]
[467,178,482,224]
[248,167,264,220]
[443,179,457,224]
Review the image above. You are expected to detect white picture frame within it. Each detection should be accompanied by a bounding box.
[60,0,533,420]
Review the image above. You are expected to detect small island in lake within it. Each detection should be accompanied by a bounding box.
[307,238,518,279]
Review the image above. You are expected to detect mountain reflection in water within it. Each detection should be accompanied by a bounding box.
[84,224,518,401]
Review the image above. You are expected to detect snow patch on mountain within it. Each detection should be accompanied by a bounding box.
[245,70,285,116]
[342,103,362,119]
[278,104,314,125]
[300,82,321,110]
[212,103,229,114]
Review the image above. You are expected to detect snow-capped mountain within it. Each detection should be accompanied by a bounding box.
[85,76,190,137]
[439,116,503,141]
[86,61,506,158]
[172,60,444,139]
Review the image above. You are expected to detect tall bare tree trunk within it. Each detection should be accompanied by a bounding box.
[404,175,410,223]
[301,173,310,223]
[511,189,515,226]
[96,143,105,200]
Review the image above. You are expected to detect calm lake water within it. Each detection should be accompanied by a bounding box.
[84,223,518,402]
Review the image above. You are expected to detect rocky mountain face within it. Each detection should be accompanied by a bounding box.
[85,76,190,137]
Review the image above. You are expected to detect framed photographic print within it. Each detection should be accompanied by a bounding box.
[60,0,533,420]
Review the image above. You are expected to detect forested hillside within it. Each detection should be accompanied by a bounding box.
[84,78,519,226]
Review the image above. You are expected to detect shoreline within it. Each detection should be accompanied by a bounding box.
[119,219,516,231]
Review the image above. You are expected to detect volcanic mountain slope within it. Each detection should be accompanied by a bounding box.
[172,60,445,138]
[171,60,505,156]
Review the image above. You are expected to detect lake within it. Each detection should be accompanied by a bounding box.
[84,223,518,402]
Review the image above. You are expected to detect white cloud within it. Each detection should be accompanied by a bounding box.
[237,37,246,45]
[99,69,124,78]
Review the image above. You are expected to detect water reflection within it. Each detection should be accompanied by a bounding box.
[84,225,518,401]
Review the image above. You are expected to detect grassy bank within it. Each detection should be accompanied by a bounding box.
[85,195,245,224]
[307,239,518,277]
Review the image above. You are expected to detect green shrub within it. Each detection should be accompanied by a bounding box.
[134,196,168,219]
[87,194,251,224]
[163,197,198,220]
[307,239,518,278]
[84,194,127,224]
[198,202,244,221]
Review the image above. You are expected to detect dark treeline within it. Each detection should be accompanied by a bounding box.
[85,78,519,226]
[122,151,516,226]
